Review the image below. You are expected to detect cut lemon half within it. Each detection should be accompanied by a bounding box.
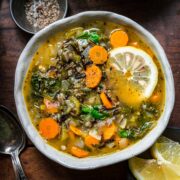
[129,157,180,180]
[106,46,158,106]
[151,136,180,165]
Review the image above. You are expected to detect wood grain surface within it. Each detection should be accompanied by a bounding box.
[0,0,180,179]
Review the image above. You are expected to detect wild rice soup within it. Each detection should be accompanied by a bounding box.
[23,21,165,158]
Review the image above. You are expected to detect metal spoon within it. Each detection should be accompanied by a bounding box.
[0,106,27,180]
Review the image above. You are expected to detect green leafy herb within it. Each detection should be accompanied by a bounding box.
[118,121,154,139]
[81,104,108,120]
[91,109,107,119]
[118,129,135,139]
[88,32,100,44]
[77,31,100,44]
[81,105,92,114]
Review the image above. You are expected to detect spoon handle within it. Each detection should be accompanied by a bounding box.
[11,151,27,180]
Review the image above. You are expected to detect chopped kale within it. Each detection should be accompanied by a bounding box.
[138,102,160,124]
[31,72,61,98]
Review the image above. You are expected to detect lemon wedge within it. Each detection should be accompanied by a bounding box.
[129,137,180,180]
[129,157,180,180]
[106,46,158,106]
[151,136,180,165]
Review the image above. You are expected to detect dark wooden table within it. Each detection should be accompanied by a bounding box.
[0,0,180,179]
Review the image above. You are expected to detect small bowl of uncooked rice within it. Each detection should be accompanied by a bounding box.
[10,0,68,34]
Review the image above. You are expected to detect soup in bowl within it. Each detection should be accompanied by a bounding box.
[15,11,174,169]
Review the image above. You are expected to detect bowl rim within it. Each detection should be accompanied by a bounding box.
[9,0,68,34]
[14,11,175,169]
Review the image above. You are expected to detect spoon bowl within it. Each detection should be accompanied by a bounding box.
[0,106,25,154]
[0,106,26,179]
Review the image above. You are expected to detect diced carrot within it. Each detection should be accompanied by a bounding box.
[89,45,108,64]
[85,64,102,88]
[150,93,160,103]
[118,138,130,149]
[103,123,117,141]
[44,98,59,114]
[85,135,99,147]
[100,92,113,109]
[39,118,60,139]
[70,146,89,158]
[110,30,128,48]
[69,125,83,136]
[68,130,75,141]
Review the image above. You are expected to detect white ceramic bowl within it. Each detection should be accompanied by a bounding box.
[14,11,175,169]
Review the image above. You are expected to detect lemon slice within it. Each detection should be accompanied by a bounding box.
[106,46,158,105]
[129,157,180,180]
[151,136,180,165]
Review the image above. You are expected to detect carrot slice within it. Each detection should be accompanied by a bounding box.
[68,130,75,140]
[85,135,99,147]
[103,123,117,141]
[85,64,102,88]
[70,146,89,158]
[69,125,83,136]
[44,98,59,114]
[100,92,113,109]
[110,30,128,48]
[39,118,60,139]
[89,45,108,64]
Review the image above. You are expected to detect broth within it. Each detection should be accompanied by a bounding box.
[23,21,165,157]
